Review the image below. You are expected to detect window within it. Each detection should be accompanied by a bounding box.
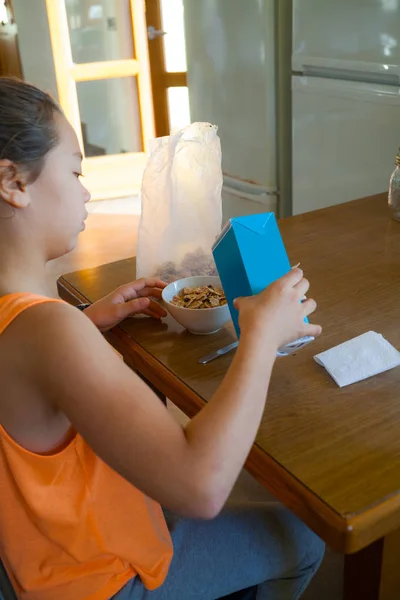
[0,1,9,25]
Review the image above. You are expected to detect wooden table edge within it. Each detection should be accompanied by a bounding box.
[58,276,89,306]
[57,274,398,555]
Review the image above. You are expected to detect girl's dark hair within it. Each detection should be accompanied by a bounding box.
[0,77,62,183]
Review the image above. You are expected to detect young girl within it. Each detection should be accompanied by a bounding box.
[0,77,324,600]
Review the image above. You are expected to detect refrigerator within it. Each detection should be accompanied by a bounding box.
[183,0,400,219]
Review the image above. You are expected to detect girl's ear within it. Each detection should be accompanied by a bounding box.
[0,160,31,209]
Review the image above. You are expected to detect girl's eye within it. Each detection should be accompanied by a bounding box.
[74,172,83,179]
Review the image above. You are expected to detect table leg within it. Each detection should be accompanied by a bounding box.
[344,539,383,600]
[344,528,400,600]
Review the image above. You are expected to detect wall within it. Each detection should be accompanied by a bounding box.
[12,0,58,98]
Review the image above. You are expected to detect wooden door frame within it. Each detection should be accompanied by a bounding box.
[0,0,22,78]
[46,0,154,149]
[145,0,187,137]
[45,0,155,200]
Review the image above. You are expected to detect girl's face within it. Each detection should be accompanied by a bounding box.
[26,112,91,260]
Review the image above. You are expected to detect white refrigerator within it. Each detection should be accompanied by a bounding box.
[183,0,400,219]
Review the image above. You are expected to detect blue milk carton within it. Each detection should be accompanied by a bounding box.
[212,213,313,356]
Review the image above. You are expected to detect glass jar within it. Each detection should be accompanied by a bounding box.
[388,149,400,221]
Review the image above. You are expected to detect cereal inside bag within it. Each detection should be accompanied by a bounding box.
[155,248,218,283]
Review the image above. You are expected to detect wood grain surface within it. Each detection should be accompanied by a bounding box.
[58,193,400,556]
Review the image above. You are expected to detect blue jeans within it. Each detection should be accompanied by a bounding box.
[113,502,325,600]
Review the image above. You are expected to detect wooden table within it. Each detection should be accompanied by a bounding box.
[58,193,400,600]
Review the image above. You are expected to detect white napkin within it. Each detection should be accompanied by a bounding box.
[314,331,400,387]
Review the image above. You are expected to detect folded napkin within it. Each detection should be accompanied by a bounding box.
[314,331,400,387]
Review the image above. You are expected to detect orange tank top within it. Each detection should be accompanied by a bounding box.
[0,293,173,600]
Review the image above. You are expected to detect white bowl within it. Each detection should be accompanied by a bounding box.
[162,276,231,335]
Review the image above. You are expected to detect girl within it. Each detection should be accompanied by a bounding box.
[0,77,324,600]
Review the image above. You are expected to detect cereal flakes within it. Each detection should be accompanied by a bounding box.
[171,285,226,309]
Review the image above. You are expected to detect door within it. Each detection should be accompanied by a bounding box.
[0,0,22,78]
[145,0,189,137]
[46,0,155,200]
[292,75,399,215]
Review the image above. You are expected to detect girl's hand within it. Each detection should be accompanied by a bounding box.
[234,268,321,350]
[83,278,168,331]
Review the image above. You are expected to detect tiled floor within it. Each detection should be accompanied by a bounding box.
[50,197,344,599]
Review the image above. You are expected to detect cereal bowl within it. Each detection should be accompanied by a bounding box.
[162,276,231,335]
